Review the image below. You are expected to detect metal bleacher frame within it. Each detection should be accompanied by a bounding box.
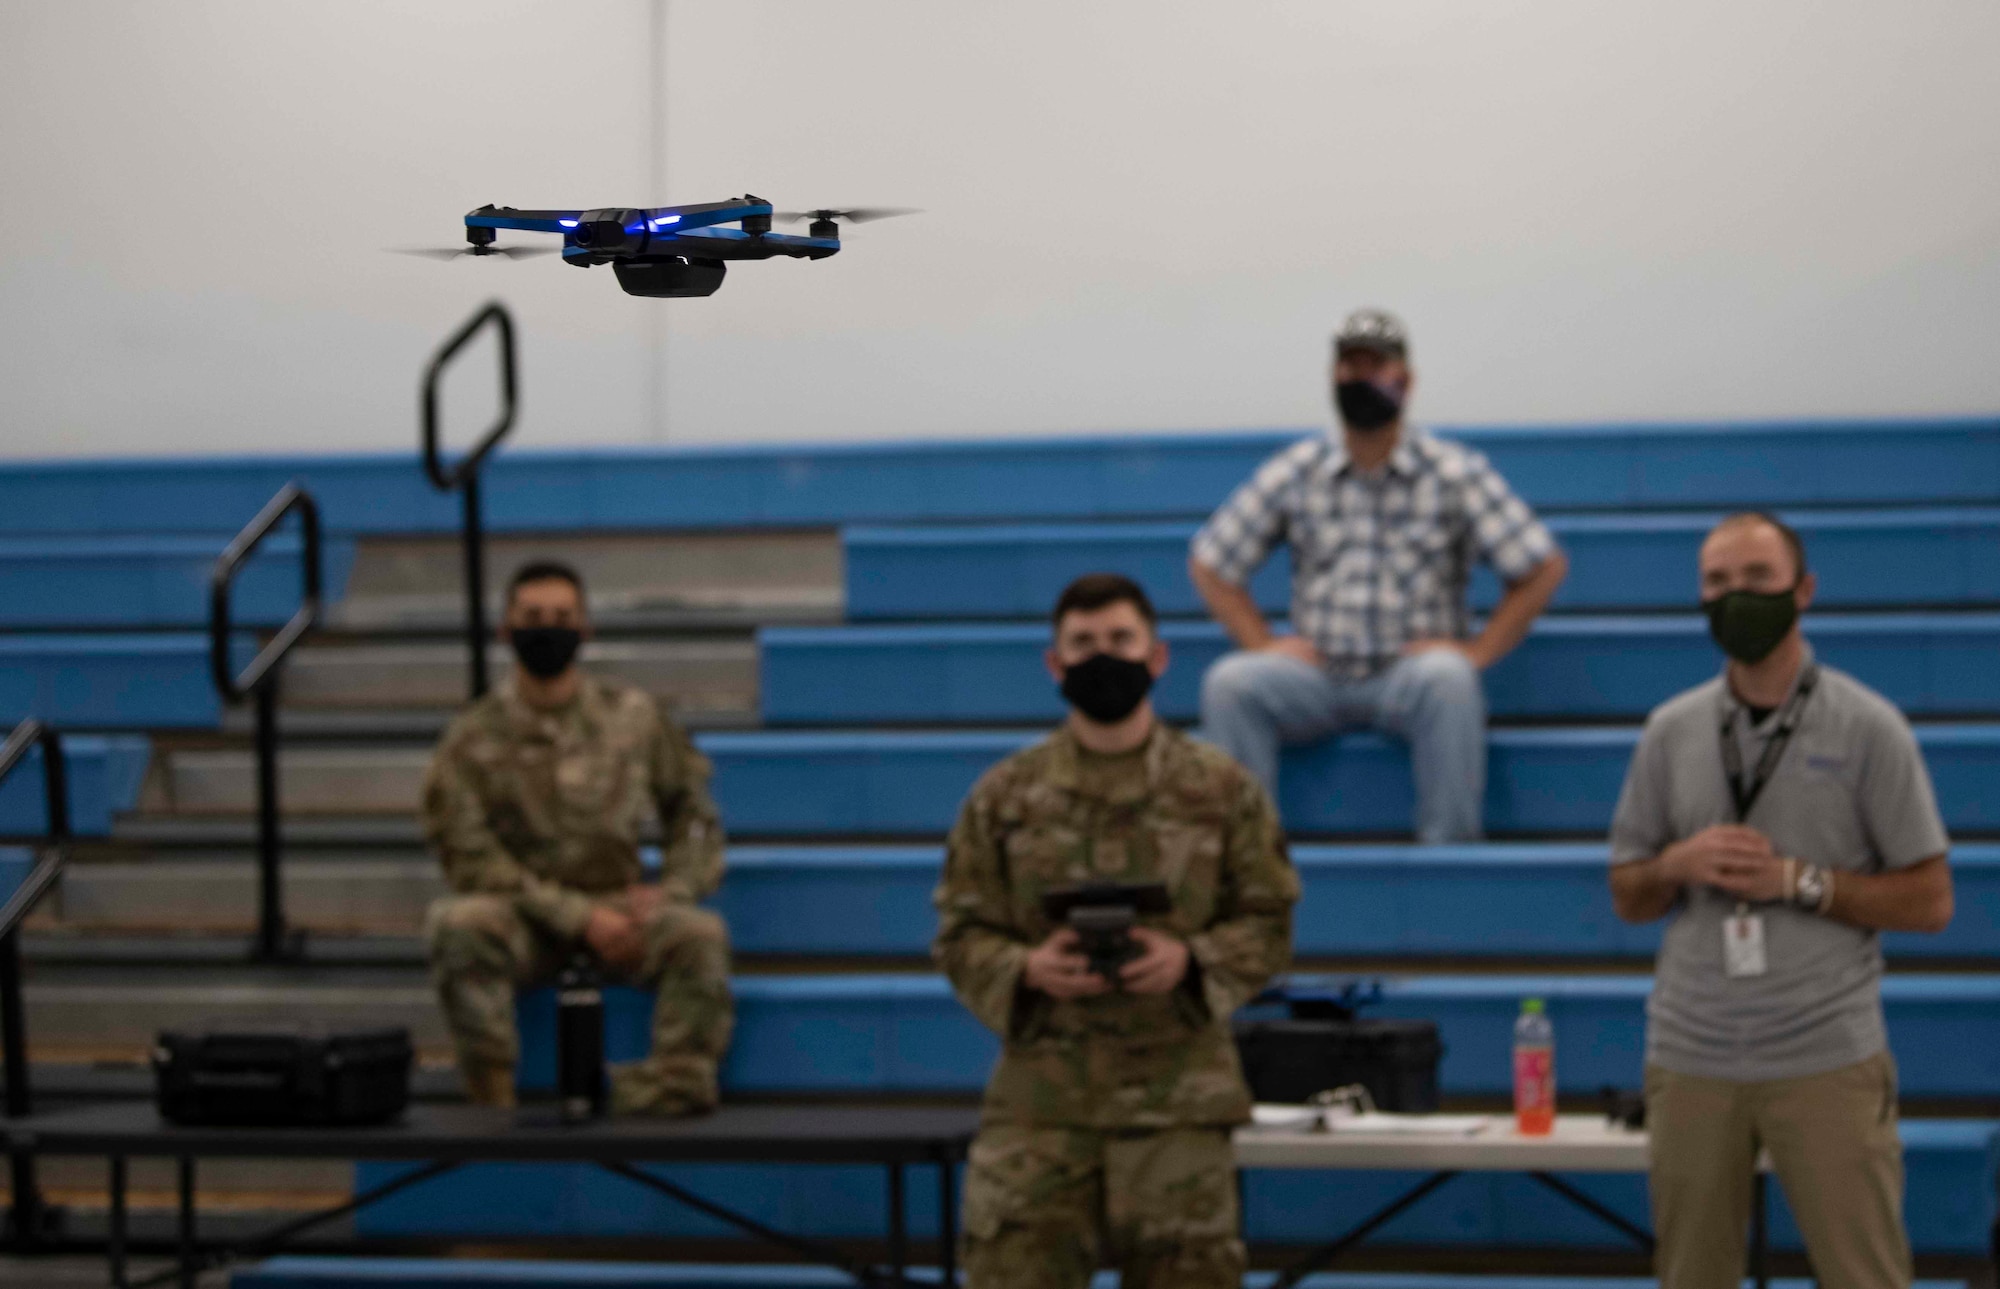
[420,299,518,702]
[0,718,70,1248]
[210,483,323,963]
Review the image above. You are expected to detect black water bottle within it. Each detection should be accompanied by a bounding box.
[556,956,606,1123]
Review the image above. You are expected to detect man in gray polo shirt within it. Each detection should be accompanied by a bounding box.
[1609,512,1953,1289]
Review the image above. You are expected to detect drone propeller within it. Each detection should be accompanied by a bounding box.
[386,244,559,261]
[773,207,920,225]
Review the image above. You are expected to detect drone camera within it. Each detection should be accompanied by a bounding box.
[613,257,727,298]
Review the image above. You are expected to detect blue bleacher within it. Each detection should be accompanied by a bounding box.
[351,1120,1998,1250]
[506,972,2000,1101]
[0,733,150,835]
[0,534,355,629]
[762,613,2000,724]
[239,1266,1970,1289]
[4,419,1995,537]
[697,725,2000,836]
[6,421,1998,1266]
[842,508,2000,621]
[712,843,2000,960]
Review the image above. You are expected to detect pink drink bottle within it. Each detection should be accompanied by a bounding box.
[1513,997,1555,1135]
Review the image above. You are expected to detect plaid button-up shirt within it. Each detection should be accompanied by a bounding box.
[1190,429,1557,679]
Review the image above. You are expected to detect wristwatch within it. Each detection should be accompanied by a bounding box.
[1791,861,1833,915]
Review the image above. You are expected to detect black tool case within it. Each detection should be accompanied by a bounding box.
[153,1027,413,1127]
[1234,993,1444,1111]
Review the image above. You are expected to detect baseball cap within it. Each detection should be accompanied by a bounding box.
[1333,308,1409,359]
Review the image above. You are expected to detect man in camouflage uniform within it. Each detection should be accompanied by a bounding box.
[935,572,1298,1288]
[422,560,732,1115]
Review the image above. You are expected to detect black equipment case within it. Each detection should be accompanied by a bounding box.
[154,1027,413,1127]
[1234,991,1444,1112]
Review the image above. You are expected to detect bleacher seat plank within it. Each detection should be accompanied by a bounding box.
[841,508,2000,621]
[0,633,245,729]
[2,420,1994,537]
[760,613,2000,725]
[0,733,150,836]
[0,535,355,629]
[499,973,2000,1101]
[697,725,2000,837]
[710,843,1999,961]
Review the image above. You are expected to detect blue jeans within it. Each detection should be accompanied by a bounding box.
[1198,648,1487,843]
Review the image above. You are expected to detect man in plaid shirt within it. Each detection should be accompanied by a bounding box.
[1189,309,1568,842]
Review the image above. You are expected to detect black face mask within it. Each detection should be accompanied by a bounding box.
[1703,587,1799,664]
[1060,653,1155,725]
[510,626,583,679]
[1334,378,1404,431]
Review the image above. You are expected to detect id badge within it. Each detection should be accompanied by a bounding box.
[1724,909,1768,979]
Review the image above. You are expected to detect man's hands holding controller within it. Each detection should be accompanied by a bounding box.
[1660,824,1791,904]
[1022,926,1191,998]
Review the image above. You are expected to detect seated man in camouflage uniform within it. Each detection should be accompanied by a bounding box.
[421,561,732,1115]
[935,573,1299,1288]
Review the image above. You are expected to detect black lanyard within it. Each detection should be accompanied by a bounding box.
[1719,664,1819,823]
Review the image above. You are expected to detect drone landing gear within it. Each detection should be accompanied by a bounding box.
[613,257,727,298]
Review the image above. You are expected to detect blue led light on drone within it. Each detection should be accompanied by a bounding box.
[652,215,682,228]
[558,218,580,228]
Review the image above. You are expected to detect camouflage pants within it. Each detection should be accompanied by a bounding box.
[961,1124,1244,1289]
[425,892,733,1111]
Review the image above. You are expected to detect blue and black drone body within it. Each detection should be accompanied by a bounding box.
[397,195,913,297]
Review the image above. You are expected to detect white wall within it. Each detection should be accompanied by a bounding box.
[3,0,1997,460]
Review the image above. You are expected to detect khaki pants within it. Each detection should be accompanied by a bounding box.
[960,1124,1243,1289]
[426,892,734,1112]
[1646,1051,1911,1289]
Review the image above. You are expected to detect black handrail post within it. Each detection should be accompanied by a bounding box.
[421,301,518,701]
[463,471,489,697]
[0,717,72,1247]
[211,483,323,964]
[253,683,283,962]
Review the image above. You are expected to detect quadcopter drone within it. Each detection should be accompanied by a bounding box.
[396,195,912,297]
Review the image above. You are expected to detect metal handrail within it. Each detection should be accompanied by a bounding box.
[422,300,517,489]
[210,482,323,701]
[210,483,324,962]
[0,720,67,942]
[0,717,67,1245]
[421,301,519,700]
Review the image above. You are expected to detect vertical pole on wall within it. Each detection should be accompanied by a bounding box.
[463,472,488,698]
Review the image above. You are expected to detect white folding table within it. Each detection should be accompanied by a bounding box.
[1235,1114,1776,1289]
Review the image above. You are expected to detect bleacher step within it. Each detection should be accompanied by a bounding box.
[275,640,756,717]
[331,531,840,633]
[48,858,442,935]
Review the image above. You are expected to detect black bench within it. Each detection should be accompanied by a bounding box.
[4,1099,979,1289]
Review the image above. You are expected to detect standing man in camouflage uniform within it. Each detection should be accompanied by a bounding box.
[422,561,732,1115]
[935,573,1299,1288]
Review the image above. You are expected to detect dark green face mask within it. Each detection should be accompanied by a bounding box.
[1702,586,1799,664]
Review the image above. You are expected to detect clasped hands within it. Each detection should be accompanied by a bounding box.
[1660,825,1792,904]
[1022,926,1190,999]
[582,882,665,974]
[1259,635,1492,670]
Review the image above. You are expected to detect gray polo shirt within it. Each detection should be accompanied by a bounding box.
[1609,649,1950,1083]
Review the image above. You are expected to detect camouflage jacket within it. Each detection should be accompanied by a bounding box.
[934,722,1298,1129]
[421,675,725,939]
